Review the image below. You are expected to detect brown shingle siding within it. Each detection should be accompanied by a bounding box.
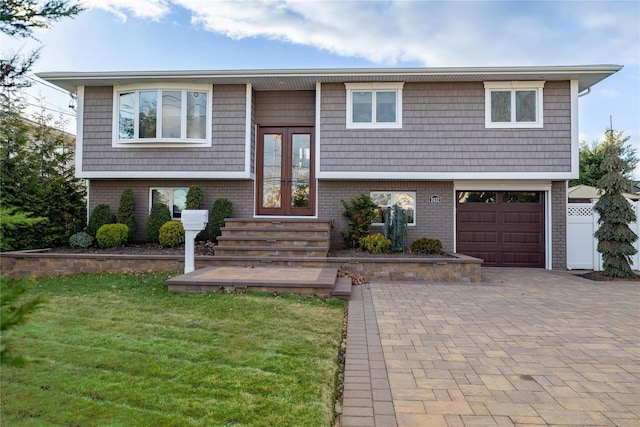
[319,81,572,174]
[81,85,247,173]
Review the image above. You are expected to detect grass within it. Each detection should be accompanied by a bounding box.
[1,272,347,426]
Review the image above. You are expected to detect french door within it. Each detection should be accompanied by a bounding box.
[257,126,315,216]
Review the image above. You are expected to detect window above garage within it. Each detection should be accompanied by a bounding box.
[484,81,544,129]
[345,83,404,129]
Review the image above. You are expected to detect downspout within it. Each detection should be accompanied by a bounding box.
[578,87,591,98]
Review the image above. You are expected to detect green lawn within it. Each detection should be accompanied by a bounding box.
[1,272,347,427]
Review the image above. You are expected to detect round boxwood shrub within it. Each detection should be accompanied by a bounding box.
[359,233,391,254]
[159,221,185,248]
[410,238,443,255]
[87,204,115,237]
[96,224,129,248]
[146,203,172,243]
[69,231,94,248]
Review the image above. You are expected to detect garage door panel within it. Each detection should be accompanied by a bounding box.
[502,252,544,266]
[456,191,544,268]
[458,231,498,244]
[458,211,497,224]
[463,251,497,264]
[502,232,542,244]
[502,212,542,225]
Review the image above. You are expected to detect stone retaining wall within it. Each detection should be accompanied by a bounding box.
[1,251,482,283]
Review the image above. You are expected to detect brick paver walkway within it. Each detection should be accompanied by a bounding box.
[339,268,639,427]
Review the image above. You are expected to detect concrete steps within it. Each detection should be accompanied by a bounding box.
[214,218,331,258]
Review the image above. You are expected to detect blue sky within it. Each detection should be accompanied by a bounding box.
[3,0,639,167]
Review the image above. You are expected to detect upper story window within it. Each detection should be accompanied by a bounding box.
[484,81,544,128]
[114,84,212,147]
[345,83,403,129]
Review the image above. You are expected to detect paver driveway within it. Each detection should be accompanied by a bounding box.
[339,268,639,427]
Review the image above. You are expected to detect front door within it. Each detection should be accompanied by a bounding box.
[257,126,315,216]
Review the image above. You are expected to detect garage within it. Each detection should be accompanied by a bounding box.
[456,191,545,268]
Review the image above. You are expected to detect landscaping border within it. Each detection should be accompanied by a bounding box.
[1,250,482,283]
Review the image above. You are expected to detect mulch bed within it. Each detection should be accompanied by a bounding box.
[579,271,640,281]
[43,243,448,259]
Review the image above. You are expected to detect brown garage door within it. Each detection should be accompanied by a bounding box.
[456,191,545,268]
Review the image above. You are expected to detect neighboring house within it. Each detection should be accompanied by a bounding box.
[568,184,640,203]
[38,65,621,269]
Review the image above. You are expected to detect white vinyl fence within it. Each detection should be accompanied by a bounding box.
[567,200,640,270]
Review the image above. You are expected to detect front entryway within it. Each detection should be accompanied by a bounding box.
[456,191,545,268]
[257,126,315,215]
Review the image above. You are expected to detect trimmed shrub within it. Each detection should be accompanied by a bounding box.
[86,204,114,237]
[210,198,233,241]
[117,189,136,242]
[159,221,185,248]
[69,231,94,248]
[411,238,443,255]
[96,224,129,248]
[186,186,204,209]
[340,194,378,248]
[146,203,172,243]
[359,233,391,254]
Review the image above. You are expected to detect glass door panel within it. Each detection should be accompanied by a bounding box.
[262,133,282,209]
[291,134,310,209]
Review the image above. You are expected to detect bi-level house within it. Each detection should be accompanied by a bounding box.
[38,65,621,269]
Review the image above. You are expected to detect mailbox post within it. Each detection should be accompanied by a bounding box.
[180,210,208,274]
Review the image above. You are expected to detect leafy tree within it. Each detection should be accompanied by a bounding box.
[1,1,85,251]
[117,189,136,242]
[594,128,638,278]
[570,138,638,187]
[0,0,84,39]
[0,0,81,367]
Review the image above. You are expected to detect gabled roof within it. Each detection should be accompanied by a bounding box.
[37,64,622,93]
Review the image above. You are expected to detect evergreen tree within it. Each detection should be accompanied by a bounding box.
[185,186,204,209]
[117,189,137,242]
[594,128,638,278]
[1,0,85,251]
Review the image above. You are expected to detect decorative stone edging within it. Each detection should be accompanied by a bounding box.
[0,250,482,283]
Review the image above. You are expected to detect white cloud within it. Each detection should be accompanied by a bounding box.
[79,0,639,67]
[81,0,170,21]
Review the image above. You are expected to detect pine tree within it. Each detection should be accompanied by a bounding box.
[117,189,137,242]
[593,128,638,278]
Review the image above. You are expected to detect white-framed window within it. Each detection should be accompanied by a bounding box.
[345,83,404,129]
[150,188,188,219]
[370,191,416,226]
[113,84,212,147]
[484,81,544,128]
